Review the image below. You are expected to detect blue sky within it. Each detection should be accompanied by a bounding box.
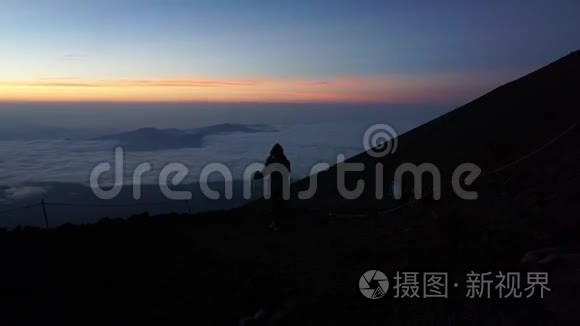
[1,0,579,103]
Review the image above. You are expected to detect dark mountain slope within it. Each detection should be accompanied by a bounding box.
[283,51,580,212]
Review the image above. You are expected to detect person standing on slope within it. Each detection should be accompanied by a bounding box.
[254,143,291,231]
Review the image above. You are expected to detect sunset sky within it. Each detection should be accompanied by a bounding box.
[1,0,579,104]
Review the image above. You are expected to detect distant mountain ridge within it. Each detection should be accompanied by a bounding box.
[95,123,278,151]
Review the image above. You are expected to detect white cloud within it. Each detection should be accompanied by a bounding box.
[2,186,49,202]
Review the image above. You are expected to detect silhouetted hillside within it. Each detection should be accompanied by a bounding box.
[283,50,580,212]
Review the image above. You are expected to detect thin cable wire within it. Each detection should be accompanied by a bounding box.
[482,122,577,177]
[44,201,175,208]
[0,204,40,215]
[374,121,578,215]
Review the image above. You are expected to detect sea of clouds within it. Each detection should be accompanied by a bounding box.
[0,121,374,201]
[0,104,450,203]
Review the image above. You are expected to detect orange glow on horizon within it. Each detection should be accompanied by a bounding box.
[0,78,388,104]
[0,73,512,104]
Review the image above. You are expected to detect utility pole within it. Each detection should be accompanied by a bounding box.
[185,200,192,215]
[41,199,49,229]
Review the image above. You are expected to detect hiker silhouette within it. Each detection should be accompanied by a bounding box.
[254,143,291,230]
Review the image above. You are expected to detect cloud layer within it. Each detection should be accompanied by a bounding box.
[1,186,49,202]
[0,122,371,191]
